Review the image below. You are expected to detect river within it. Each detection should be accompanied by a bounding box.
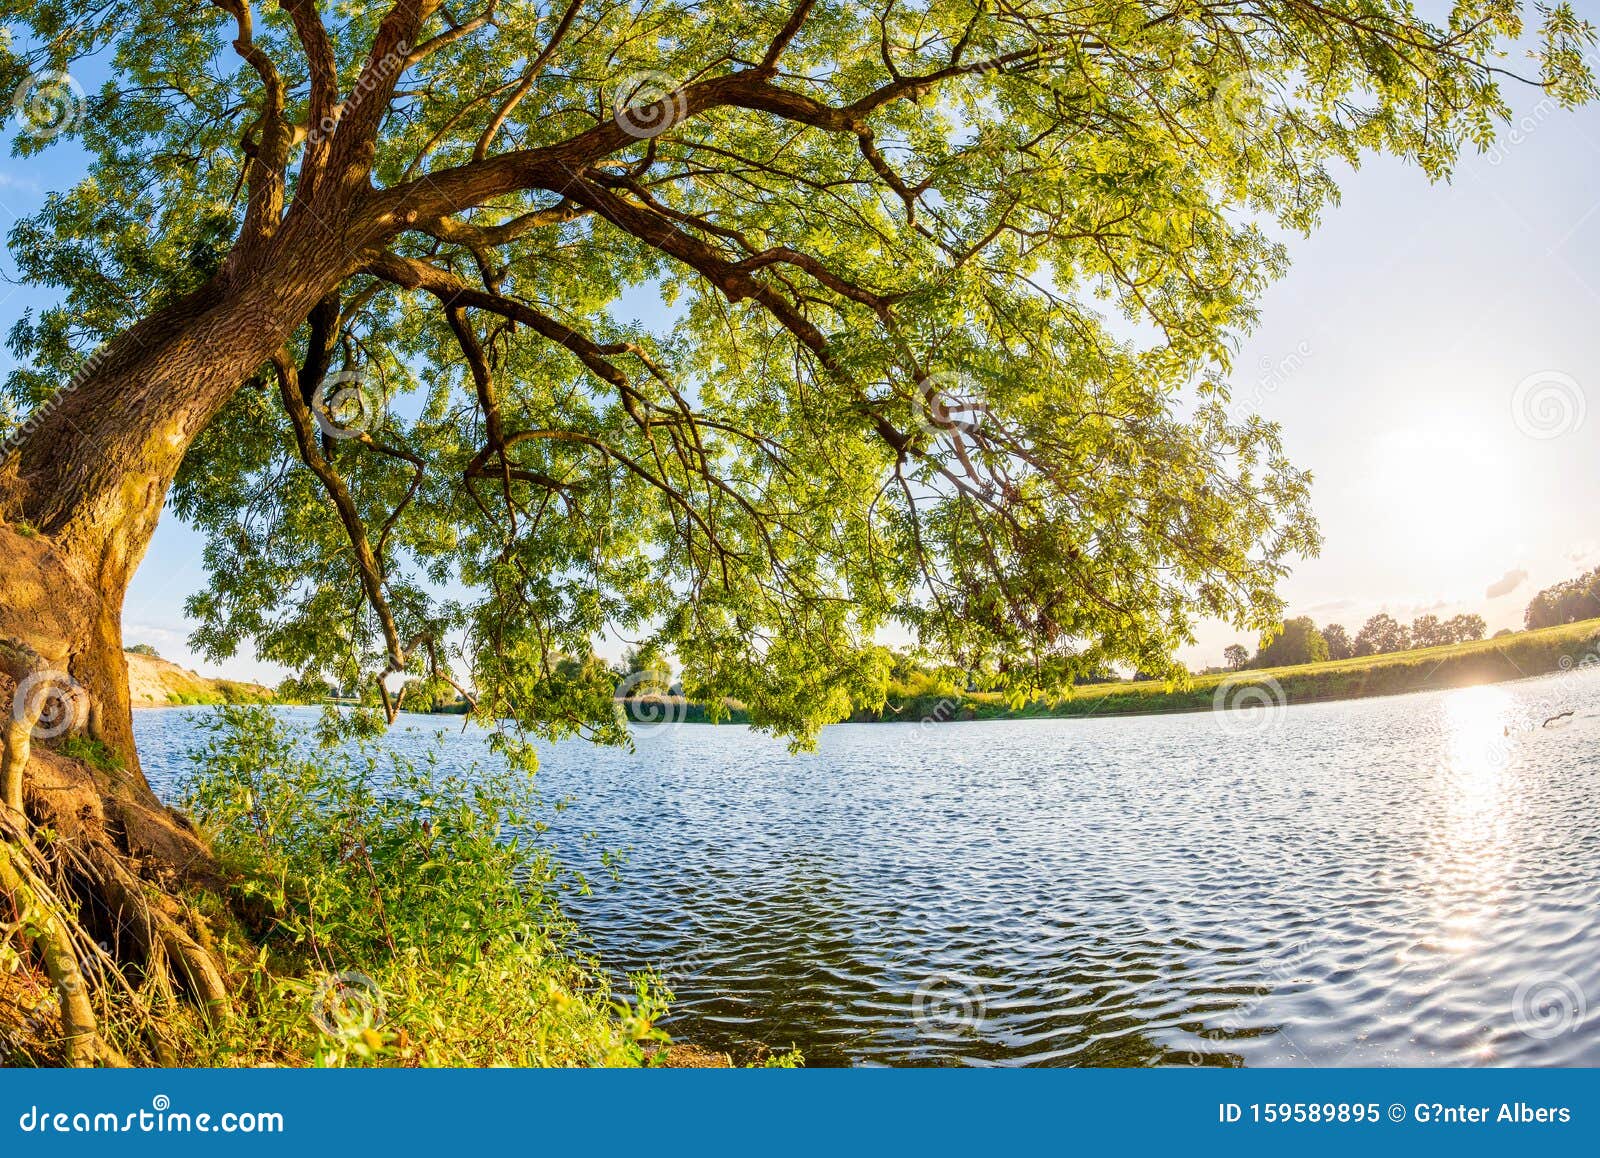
[135,665,1600,1067]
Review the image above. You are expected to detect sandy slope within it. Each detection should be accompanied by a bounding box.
[125,650,273,707]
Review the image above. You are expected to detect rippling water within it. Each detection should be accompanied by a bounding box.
[136,667,1600,1067]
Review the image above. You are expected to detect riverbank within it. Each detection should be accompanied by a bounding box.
[860,617,1600,724]
[126,651,274,708]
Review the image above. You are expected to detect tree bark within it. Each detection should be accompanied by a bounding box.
[0,218,369,1060]
[2,224,364,773]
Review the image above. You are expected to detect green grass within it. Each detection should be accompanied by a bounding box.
[860,618,1600,723]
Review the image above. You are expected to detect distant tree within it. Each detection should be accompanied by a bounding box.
[1524,567,1600,629]
[1354,613,1409,656]
[1322,623,1353,661]
[617,644,673,695]
[1073,668,1119,686]
[1223,644,1250,671]
[1446,613,1486,643]
[1409,614,1448,649]
[1494,627,1514,639]
[125,643,161,658]
[1254,617,1329,668]
[275,674,332,703]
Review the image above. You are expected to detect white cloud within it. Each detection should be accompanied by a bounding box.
[1485,568,1529,599]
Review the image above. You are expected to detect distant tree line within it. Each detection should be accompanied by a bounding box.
[1523,566,1600,630]
[1228,611,1487,670]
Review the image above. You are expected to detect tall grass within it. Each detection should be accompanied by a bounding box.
[163,707,670,1066]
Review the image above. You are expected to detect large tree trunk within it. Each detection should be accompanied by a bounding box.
[0,227,361,1062]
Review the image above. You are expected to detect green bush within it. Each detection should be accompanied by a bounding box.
[176,706,669,1067]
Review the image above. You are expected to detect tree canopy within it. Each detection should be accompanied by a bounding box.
[1524,566,1600,629]
[3,0,1593,753]
[1253,614,1327,667]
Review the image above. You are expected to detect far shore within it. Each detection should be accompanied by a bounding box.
[128,617,1600,726]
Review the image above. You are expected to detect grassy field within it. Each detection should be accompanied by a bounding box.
[859,617,1600,724]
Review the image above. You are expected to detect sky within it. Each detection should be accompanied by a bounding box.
[3,60,1599,684]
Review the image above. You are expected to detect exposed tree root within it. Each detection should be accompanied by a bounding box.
[0,831,127,1066]
[0,538,237,1064]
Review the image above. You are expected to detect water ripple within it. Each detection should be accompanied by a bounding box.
[137,669,1600,1067]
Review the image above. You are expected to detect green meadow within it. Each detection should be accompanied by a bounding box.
[862,619,1600,724]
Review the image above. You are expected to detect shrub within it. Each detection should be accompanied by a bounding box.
[175,706,668,1067]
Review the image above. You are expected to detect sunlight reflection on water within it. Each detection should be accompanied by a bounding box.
[136,668,1600,1067]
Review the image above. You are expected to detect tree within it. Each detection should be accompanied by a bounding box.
[1223,644,1250,671]
[1409,614,1446,649]
[1446,613,1487,643]
[618,643,673,696]
[1322,623,1352,661]
[1354,613,1409,656]
[1253,616,1328,668]
[1524,567,1600,629]
[0,0,1592,1060]
[125,643,162,658]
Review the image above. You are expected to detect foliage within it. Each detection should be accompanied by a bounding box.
[1352,613,1409,657]
[1524,566,1600,629]
[1223,644,1249,671]
[5,2,1592,754]
[618,644,674,696]
[1329,610,1486,657]
[1252,616,1327,667]
[125,643,161,658]
[174,706,670,1067]
[869,617,1600,722]
[53,734,124,772]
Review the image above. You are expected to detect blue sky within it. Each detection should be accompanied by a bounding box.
[4,68,1598,683]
